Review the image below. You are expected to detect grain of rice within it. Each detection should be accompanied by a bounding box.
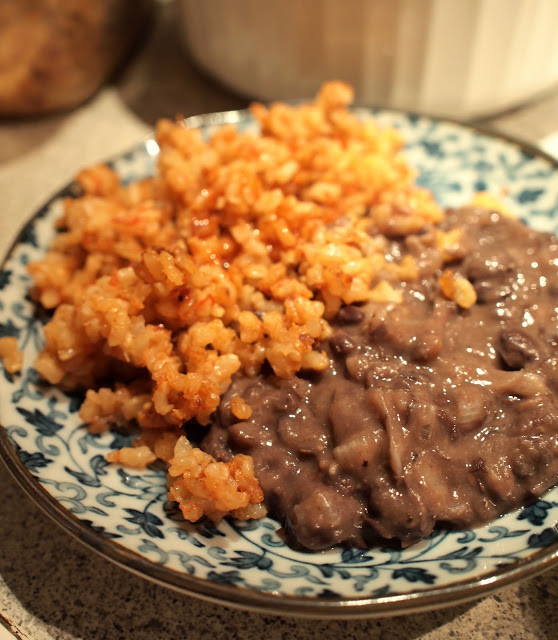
[0,336,23,374]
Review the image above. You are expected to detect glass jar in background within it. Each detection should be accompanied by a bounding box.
[0,0,152,116]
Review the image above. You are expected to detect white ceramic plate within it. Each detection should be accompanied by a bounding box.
[1,108,558,619]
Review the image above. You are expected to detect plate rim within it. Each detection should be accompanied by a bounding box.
[2,106,558,619]
[3,425,558,619]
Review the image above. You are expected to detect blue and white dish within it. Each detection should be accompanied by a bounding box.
[1,108,558,618]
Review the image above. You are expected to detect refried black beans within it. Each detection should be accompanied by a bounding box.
[203,207,558,550]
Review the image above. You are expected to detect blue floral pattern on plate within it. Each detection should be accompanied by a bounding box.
[1,108,558,618]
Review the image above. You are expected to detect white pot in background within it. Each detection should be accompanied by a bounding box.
[178,0,558,119]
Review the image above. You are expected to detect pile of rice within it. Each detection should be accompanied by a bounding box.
[28,82,466,524]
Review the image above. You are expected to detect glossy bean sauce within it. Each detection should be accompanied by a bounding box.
[203,208,558,550]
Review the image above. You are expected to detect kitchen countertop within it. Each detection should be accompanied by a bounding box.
[1,2,558,638]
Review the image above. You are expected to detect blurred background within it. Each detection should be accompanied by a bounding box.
[2,0,558,156]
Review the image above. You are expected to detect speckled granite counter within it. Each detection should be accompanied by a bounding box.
[2,2,558,638]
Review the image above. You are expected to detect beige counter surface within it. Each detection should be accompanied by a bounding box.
[2,3,558,638]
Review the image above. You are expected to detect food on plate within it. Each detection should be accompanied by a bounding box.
[206,206,558,549]
[0,336,23,374]
[27,82,558,550]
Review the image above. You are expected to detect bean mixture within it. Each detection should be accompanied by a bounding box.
[203,208,558,550]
